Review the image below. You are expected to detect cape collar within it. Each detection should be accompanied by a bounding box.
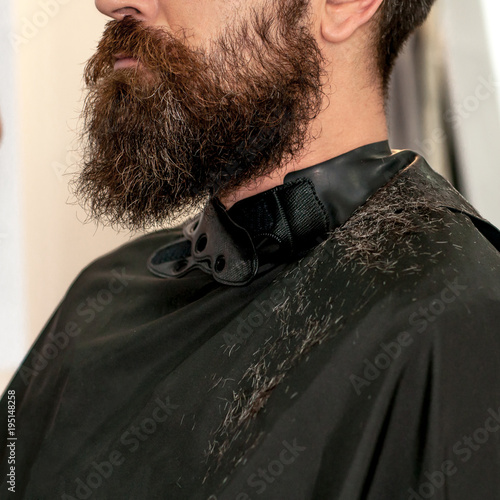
[148,141,411,286]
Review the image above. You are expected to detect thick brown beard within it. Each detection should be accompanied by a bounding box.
[73,0,325,230]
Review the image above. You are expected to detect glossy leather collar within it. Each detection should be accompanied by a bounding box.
[148,141,412,286]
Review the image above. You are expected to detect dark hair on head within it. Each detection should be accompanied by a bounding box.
[376,0,437,94]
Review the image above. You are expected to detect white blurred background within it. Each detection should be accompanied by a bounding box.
[1,0,500,393]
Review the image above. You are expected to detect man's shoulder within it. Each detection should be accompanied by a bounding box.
[305,158,500,349]
[396,154,500,253]
[289,179,500,404]
[332,155,500,278]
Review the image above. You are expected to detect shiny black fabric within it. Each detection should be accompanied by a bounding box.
[148,142,408,286]
[1,145,500,500]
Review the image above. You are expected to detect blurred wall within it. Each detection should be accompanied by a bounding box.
[0,0,134,392]
[0,0,25,395]
[440,0,500,228]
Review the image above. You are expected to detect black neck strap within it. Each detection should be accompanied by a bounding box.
[148,141,412,286]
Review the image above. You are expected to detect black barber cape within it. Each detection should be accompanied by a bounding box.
[2,142,500,500]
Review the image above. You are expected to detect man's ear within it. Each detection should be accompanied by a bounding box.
[321,0,384,44]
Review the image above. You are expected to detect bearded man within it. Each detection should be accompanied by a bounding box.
[2,0,500,498]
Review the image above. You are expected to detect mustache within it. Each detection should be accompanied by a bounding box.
[85,17,205,86]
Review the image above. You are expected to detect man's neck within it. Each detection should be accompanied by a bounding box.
[219,85,388,209]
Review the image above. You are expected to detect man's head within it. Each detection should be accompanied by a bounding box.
[75,0,435,230]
